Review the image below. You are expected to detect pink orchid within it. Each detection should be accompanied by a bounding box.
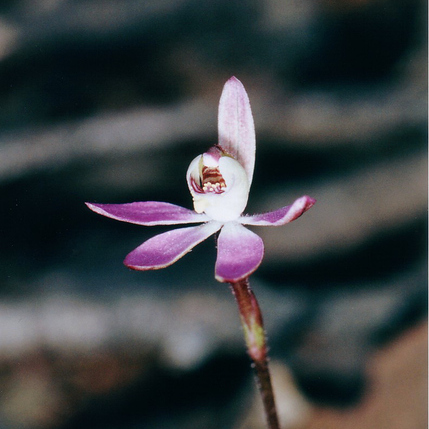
[86,77,315,283]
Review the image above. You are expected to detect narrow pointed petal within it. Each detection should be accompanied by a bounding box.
[218,76,256,187]
[215,223,264,283]
[240,196,316,226]
[86,202,210,225]
[124,221,222,270]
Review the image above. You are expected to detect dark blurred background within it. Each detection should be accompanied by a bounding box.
[0,1,427,428]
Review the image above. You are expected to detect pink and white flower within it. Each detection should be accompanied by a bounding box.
[86,77,315,283]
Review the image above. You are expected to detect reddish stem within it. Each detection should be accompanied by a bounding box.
[230,279,280,429]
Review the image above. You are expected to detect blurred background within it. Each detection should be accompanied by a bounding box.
[0,0,427,428]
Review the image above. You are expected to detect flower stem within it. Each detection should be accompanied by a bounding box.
[230,278,280,429]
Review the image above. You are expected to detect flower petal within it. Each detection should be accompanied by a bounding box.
[215,222,264,283]
[240,196,316,226]
[124,221,222,270]
[218,76,256,187]
[86,202,210,225]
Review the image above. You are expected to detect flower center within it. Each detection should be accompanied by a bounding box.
[186,148,249,221]
[201,166,226,194]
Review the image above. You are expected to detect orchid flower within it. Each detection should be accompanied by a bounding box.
[86,77,315,283]
[87,77,316,429]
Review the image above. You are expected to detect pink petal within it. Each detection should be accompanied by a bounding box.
[124,221,222,270]
[218,76,256,187]
[215,222,264,283]
[240,196,316,226]
[86,201,210,225]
